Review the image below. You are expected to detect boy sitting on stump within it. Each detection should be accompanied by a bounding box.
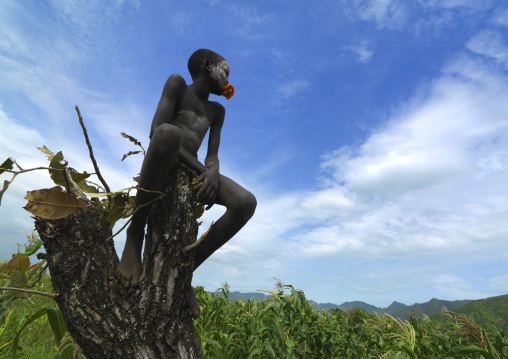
[116,49,257,315]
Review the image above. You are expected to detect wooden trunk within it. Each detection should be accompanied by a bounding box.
[34,168,203,359]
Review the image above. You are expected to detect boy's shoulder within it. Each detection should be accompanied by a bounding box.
[208,100,225,118]
[163,74,187,94]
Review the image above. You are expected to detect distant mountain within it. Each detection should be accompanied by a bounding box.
[330,298,471,319]
[214,291,507,326]
[336,301,380,313]
[454,294,508,331]
[390,298,472,320]
[309,301,340,310]
[386,301,409,314]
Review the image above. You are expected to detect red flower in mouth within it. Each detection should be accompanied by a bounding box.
[222,84,234,100]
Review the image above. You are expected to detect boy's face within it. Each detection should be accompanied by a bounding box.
[209,60,230,95]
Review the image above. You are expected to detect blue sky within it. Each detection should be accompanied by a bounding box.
[1,0,507,307]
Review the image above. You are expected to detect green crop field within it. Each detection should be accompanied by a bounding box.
[1,234,507,359]
[1,276,507,358]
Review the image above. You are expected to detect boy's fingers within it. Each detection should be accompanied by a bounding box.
[204,189,217,209]
[199,189,213,203]
[197,188,211,204]
[196,184,207,198]
[201,185,217,202]
[192,174,204,185]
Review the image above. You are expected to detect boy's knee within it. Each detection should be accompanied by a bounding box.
[151,124,183,154]
[235,191,257,220]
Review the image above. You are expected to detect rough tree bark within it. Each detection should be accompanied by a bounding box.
[34,168,203,359]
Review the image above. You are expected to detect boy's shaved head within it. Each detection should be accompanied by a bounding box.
[188,49,226,78]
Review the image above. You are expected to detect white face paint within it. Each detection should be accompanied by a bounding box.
[209,60,229,87]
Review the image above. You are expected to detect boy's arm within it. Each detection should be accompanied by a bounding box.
[191,104,225,209]
[178,148,207,174]
[151,75,208,176]
[149,74,186,139]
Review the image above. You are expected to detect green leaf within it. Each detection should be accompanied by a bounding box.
[46,308,67,346]
[6,253,30,272]
[264,342,277,359]
[247,347,265,358]
[47,308,75,359]
[121,132,145,151]
[49,152,91,187]
[0,158,14,175]
[77,180,99,194]
[24,186,86,219]
[121,150,142,161]
[482,329,495,357]
[0,296,18,321]
[0,179,10,205]
[28,259,46,273]
[85,188,131,198]
[381,342,416,359]
[11,307,47,358]
[24,239,43,256]
[0,308,14,338]
[0,339,13,352]
[105,193,134,228]
[0,259,7,271]
[443,345,495,359]
[9,270,27,287]
[37,146,55,161]
[201,337,221,347]
[7,271,27,298]
[194,205,204,219]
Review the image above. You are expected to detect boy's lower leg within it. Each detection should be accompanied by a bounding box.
[116,207,149,287]
[193,197,256,270]
[116,125,183,287]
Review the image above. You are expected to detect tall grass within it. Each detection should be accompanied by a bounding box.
[0,273,58,359]
[1,276,506,358]
[193,283,508,359]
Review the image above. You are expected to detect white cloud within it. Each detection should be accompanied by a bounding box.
[277,80,308,99]
[348,41,374,63]
[467,30,508,67]
[170,12,192,34]
[492,7,508,27]
[198,52,508,298]
[356,0,409,29]
[423,0,494,10]
[227,4,274,38]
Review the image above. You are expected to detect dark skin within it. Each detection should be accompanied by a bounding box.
[116,57,257,295]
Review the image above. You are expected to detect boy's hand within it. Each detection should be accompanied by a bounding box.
[192,168,219,209]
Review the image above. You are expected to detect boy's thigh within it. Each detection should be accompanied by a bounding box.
[215,175,251,208]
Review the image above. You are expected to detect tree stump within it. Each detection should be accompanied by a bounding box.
[34,167,203,358]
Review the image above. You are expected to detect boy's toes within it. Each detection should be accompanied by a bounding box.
[123,276,132,288]
[115,271,125,285]
[130,276,140,287]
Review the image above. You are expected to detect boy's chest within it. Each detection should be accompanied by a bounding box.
[176,92,215,125]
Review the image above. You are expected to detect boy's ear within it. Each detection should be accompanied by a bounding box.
[203,59,211,72]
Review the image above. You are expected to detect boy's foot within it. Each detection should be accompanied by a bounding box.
[116,231,143,287]
[187,286,200,318]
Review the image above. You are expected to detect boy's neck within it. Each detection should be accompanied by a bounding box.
[188,78,211,102]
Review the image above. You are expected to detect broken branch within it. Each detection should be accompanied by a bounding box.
[75,106,111,202]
